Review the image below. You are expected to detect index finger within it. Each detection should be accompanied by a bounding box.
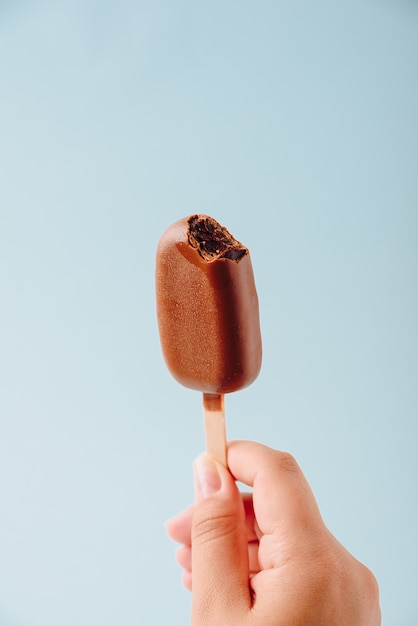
[227,440,323,537]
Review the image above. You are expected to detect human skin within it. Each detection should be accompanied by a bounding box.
[166,440,381,626]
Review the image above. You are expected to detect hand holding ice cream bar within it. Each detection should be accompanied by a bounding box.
[155,215,262,464]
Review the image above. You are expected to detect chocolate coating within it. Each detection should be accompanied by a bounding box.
[155,215,262,394]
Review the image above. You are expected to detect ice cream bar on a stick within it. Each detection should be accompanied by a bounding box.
[155,215,262,465]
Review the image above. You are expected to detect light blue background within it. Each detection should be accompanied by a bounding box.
[0,1,417,625]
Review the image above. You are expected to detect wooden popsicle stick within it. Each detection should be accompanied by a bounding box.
[203,393,227,466]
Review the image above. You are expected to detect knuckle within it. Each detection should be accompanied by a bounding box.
[360,563,381,606]
[272,450,300,474]
[192,508,237,546]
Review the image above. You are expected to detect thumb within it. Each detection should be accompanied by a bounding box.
[191,453,251,624]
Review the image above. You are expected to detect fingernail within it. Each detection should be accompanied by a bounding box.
[193,453,222,501]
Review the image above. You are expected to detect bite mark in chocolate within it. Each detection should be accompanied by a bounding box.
[187,215,247,262]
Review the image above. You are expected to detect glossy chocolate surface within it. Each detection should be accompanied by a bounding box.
[155,215,262,394]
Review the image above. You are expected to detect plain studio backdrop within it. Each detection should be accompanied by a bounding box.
[0,1,417,625]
